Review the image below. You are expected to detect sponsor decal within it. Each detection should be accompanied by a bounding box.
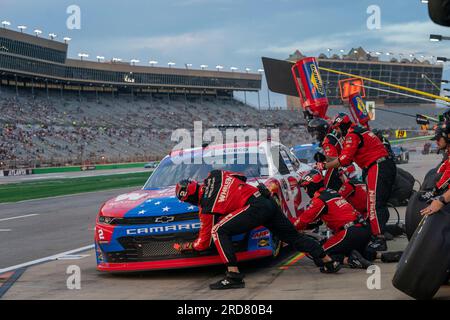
[252,230,270,240]
[204,177,216,198]
[309,63,325,96]
[335,199,348,207]
[258,239,270,247]
[218,176,233,203]
[1,169,32,177]
[126,222,201,235]
[115,193,147,202]
[350,95,370,121]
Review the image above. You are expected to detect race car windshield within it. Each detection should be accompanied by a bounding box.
[144,152,268,189]
[292,147,317,164]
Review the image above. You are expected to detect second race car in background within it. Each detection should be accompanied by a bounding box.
[290,143,320,165]
[291,143,362,180]
[392,146,410,164]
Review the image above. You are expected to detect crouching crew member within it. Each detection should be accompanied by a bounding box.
[291,170,372,269]
[322,113,397,252]
[338,170,368,219]
[421,123,450,210]
[307,118,343,191]
[174,170,341,290]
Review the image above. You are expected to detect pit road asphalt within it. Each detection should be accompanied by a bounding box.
[1,152,449,299]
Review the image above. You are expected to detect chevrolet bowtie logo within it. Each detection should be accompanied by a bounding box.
[154,216,175,223]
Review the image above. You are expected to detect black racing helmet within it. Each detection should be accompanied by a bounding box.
[307,118,330,143]
[331,112,353,137]
[372,128,384,141]
[176,179,201,205]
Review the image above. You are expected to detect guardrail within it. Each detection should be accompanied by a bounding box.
[31,162,149,174]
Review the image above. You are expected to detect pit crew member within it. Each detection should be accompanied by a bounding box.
[291,170,372,269]
[421,123,450,215]
[322,113,397,252]
[174,170,341,290]
[307,118,343,191]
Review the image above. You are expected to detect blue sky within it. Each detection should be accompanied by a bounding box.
[2,0,450,108]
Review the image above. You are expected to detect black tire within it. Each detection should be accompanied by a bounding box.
[392,205,450,300]
[421,167,439,191]
[405,193,428,240]
[405,168,441,240]
[389,167,415,207]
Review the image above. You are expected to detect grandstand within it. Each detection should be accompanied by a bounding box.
[0,25,443,169]
[0,87,308,168]
[0,23,310,169]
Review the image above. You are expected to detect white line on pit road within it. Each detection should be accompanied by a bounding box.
[0,214,39,222]
[0,244,95,274]
[0,229,11,232]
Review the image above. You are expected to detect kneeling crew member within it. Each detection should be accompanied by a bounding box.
[175,170,341,290]
[291,170,372,269]
[322,113,397,251]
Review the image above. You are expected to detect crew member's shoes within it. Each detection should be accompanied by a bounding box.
[209,272,245,290]
[367,236,387,252]
[348,250,373,269]
[381,251,403,263]
[320,260,341,273]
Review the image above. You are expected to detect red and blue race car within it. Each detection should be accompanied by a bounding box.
[95,141,312,272]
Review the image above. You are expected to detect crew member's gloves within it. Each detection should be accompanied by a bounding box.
[314,152,326,163]
[315,162,326,171]
[173,242,195,253]
[419,189,436,202]
[257,183,272,199]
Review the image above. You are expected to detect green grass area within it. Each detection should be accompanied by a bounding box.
[0,171,151,203]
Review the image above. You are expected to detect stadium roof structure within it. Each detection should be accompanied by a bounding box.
[0,27,262,94]
[287,47,437,66]
[284,48,443,108]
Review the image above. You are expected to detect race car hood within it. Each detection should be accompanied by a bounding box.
[100,177,270,218]
[100,187,198,218]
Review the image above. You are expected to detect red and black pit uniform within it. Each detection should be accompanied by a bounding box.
[338,124,397,236]
[321,133,343,191]
[198,170,326,267]
[338,176,368,219]
[435,150,450,192]
[291,188,371,263]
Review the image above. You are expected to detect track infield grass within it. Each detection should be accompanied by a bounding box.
[0,172,151,203]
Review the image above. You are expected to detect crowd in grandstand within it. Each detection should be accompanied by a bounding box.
[0,87,443,169]
[0,89,308,168]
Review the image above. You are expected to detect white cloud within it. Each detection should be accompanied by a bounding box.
[261,37,352,56]
[248,20,450,60]
[124,30,223,52]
